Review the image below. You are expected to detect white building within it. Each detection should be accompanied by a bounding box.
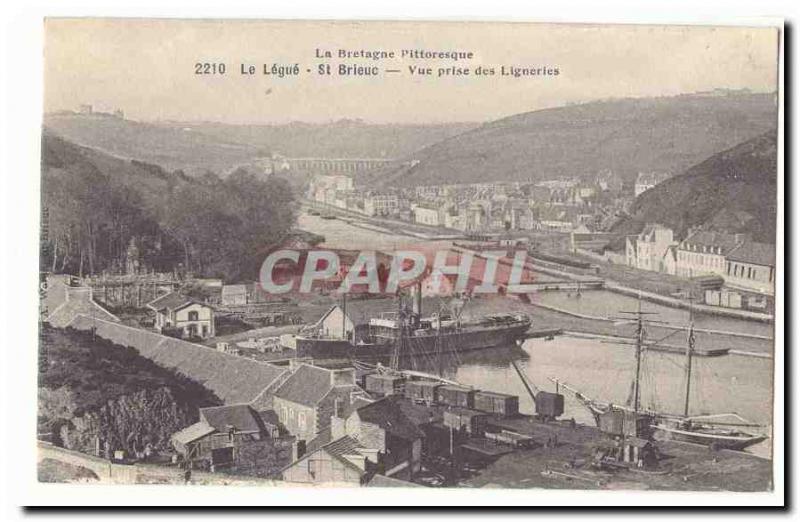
[724,241,776,295]
[412,205,442,227]
[364,193,399,216]
[675,231,743,279]
[147,291,215,339]
[625,224,677,274]
[634,172,670,197]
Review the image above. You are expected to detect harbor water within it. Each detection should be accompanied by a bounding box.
[298,212,775,458]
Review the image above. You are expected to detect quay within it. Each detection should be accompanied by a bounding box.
[459,415,771,491]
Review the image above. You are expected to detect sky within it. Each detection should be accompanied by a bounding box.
[44,19,779,124]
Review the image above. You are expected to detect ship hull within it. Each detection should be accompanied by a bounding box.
[295,321,531,360]
[652,424,766,451]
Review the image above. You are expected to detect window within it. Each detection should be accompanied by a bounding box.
[298,412,307,432]
[188,311,199,321]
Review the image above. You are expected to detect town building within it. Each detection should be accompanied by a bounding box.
[170,404,295,476]
[331,395,425,480]
[146,291,215,339]
[675,231,744,279]
[725,241,776,295]
[634,171,670,197]
[305,304,356,340]
[220,283,271,306]
[625,224,678,274]
[281,435,372,485]
[412,204,442,227]
[273,363,364,445]
[364,192,400,217]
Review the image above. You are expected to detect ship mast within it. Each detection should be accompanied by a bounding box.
[613,292,661,414]
[436,305,443,377]
[683,296,696,417]
[390,293,404,370]
[632,298,644,413]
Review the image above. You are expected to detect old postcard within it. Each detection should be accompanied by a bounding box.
[35,18,782,503]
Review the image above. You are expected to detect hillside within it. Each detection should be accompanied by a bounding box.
[611,131,777,243]
[41,132,295,280]
[43,113,475,176]
[367,91,777,187]
[38,325,221,455]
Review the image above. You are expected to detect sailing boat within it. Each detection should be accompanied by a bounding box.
[552,296,767,451]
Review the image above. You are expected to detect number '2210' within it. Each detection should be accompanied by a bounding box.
[195,63,226,74]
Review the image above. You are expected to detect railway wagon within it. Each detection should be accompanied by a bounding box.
[474,391,520,417]
[436,385,476,409]
[365,374,406,396]
[534,391,564,420]
[405,380,442,404]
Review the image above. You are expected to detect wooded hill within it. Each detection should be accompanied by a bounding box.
[40,131,295,281]
[611,131,778,244]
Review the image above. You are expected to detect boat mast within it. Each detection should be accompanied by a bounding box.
[632,296,644,413]
[436,305,443,377]
[683,296,696,417]
[390,292,404,370]
[341,292,347,341]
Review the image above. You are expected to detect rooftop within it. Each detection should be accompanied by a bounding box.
[355,396,425,441]
[200,404,266,433]
[680,230,743,255]
[274,364,343,407]
[147,291,202,312]
[67,315,287,404]
[727,241,776,267]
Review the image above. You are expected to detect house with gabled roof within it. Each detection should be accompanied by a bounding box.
[725,240,776,295]
[171,403,295,476]
[331,395,424,480]
[676,231,745,278]
[272,363,365,445]
[625,223,677,274]
[280,435,372,485]
[147,291,215,339]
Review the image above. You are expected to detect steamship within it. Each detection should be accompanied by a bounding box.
[292,285,532,360]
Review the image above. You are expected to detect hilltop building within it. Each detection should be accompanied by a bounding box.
[634,172,670,197]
